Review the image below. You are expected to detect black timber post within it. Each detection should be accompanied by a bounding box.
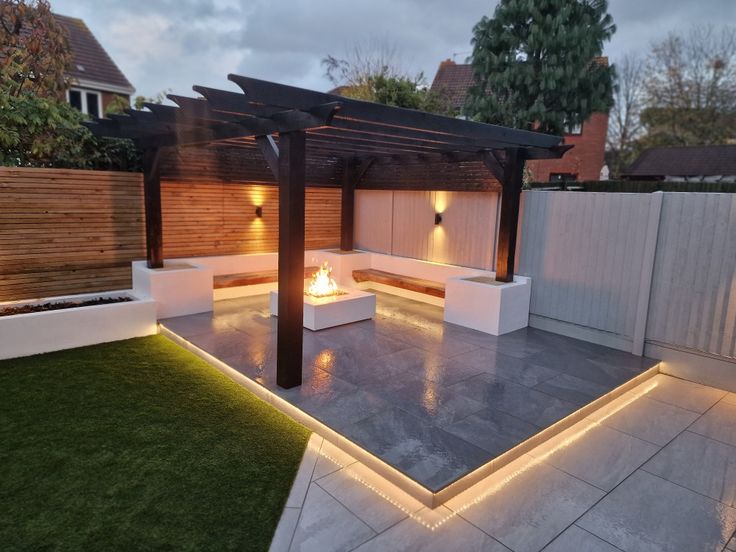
[142,147,163,269]
[276,131,306,389]
[340,158,355,251]
[495,147,525,283]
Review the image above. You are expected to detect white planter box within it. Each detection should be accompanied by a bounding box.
[132,261,213,319]
[0,291,157,360]
[444,275,531,335]
[270,288,376,331]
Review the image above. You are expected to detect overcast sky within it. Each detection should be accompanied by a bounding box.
[52,0,736,99]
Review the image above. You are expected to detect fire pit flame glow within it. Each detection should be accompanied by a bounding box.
[306,262,342,298]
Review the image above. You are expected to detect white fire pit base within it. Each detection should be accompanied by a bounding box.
[269,288,376,331]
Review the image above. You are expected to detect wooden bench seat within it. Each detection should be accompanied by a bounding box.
[214,266,318,289]
[352,268,445,298]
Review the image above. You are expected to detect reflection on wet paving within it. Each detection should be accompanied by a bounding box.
[161,291,658,492]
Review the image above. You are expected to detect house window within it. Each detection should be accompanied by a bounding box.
[67,88,101,117]
[549,173,578,182]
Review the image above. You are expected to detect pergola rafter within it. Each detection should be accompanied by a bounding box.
[84,73,571,389]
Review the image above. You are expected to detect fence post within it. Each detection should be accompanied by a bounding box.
[632,191,664,356]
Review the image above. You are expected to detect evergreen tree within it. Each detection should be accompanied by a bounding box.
[466,0,616,134]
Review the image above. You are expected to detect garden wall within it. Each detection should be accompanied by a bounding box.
[0,167,340,301]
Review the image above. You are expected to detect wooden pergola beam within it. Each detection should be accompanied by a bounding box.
[494,148,526,283]
[142,147,163,269]
[340,157,375,251]
[276,131,306,389]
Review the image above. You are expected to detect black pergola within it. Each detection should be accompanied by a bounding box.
[86,74,570,388]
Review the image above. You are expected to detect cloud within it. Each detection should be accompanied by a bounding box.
[50,0,736,99]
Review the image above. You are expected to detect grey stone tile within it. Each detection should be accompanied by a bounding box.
[342,407,491,491]
[590,394,699,446]
[186,327,258,358]
[386,379,487,427]
[690,401,736,446]
[292,388,389,432]
[160,311,233,337]
[589,347,659,372]
[527,350,637,388]
[289,483,375,552]
[724,392,736,406]
[316,467,413,533]
[391,324,479,358]
[449,374,579,427]
[285,437,321,509]
[645,374,726,413]
[459,461,605,552]
[644,431,736,507]
[269,507,300,552]
[222,308,277,336]
[448,347,560,388]
[578,470,736,552]
[353,506,511,552]
[445,407,539,456]
[531,423,659,491]
[542,525,620,552]
[533,373,610,406]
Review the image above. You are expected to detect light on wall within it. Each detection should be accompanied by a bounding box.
[255,206,263,218]
[434,212,443,225]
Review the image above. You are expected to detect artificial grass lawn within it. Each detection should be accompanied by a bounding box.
[0,335,310,551]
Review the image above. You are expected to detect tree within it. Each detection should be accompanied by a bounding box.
[641,24,736,146]
[0,0,71,97]
[0,93,139,170]
[322,40,453,114]
[607,53,646,177]
[466,0,616,134]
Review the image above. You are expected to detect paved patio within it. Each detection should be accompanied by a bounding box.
[270,375,736,552]
[161,291,658,494]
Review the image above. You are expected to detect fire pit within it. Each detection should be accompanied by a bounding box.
[269,262,376,330]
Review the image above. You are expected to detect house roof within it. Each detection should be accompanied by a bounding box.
[54,13,134,95]
[623,145,736,177]
[429,60,474,111]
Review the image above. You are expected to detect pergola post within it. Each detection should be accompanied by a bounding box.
[276,131,306,389]
[340,159,355,251]
[142,147,163,269]
[495,148,525,283]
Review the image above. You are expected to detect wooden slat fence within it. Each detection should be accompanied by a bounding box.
[0,167,341,301]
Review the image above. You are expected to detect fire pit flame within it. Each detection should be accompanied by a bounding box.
[306,262,342,298]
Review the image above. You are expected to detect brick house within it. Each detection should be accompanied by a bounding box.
[430,59,609,182]
[54,14,135,117]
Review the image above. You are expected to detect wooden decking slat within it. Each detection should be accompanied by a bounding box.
[352,268,445,298]
[214,266,319,289]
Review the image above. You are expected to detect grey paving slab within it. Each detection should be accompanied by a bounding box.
[690,401,736,446]
[445,407,539,456]
[542,525,621,552]
[342,407,491,491]
[643,430,736,507]
[645,374,727,413]
[533,373,611,406]
[316,467,414,533]
[448,373,579,427]
[531,423,659,491]
[725,392,736,405]
[269,507,301,552]
[578,470,736,552]
[163,293,654,493]
[353,506,511,552]
[526,349,639,388]
[589,394,700,446]
[384,379,487,428]
[459,461,605,552]
[447,347,560,388]
[289,483,375,552]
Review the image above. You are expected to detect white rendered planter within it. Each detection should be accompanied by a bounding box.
[132,260,213,319]
[270,288,376,331]
[0,291,157,360]
[444,275,531,335]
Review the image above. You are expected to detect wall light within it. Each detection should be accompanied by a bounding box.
[255,206,263,218]
[434,212,443,225]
